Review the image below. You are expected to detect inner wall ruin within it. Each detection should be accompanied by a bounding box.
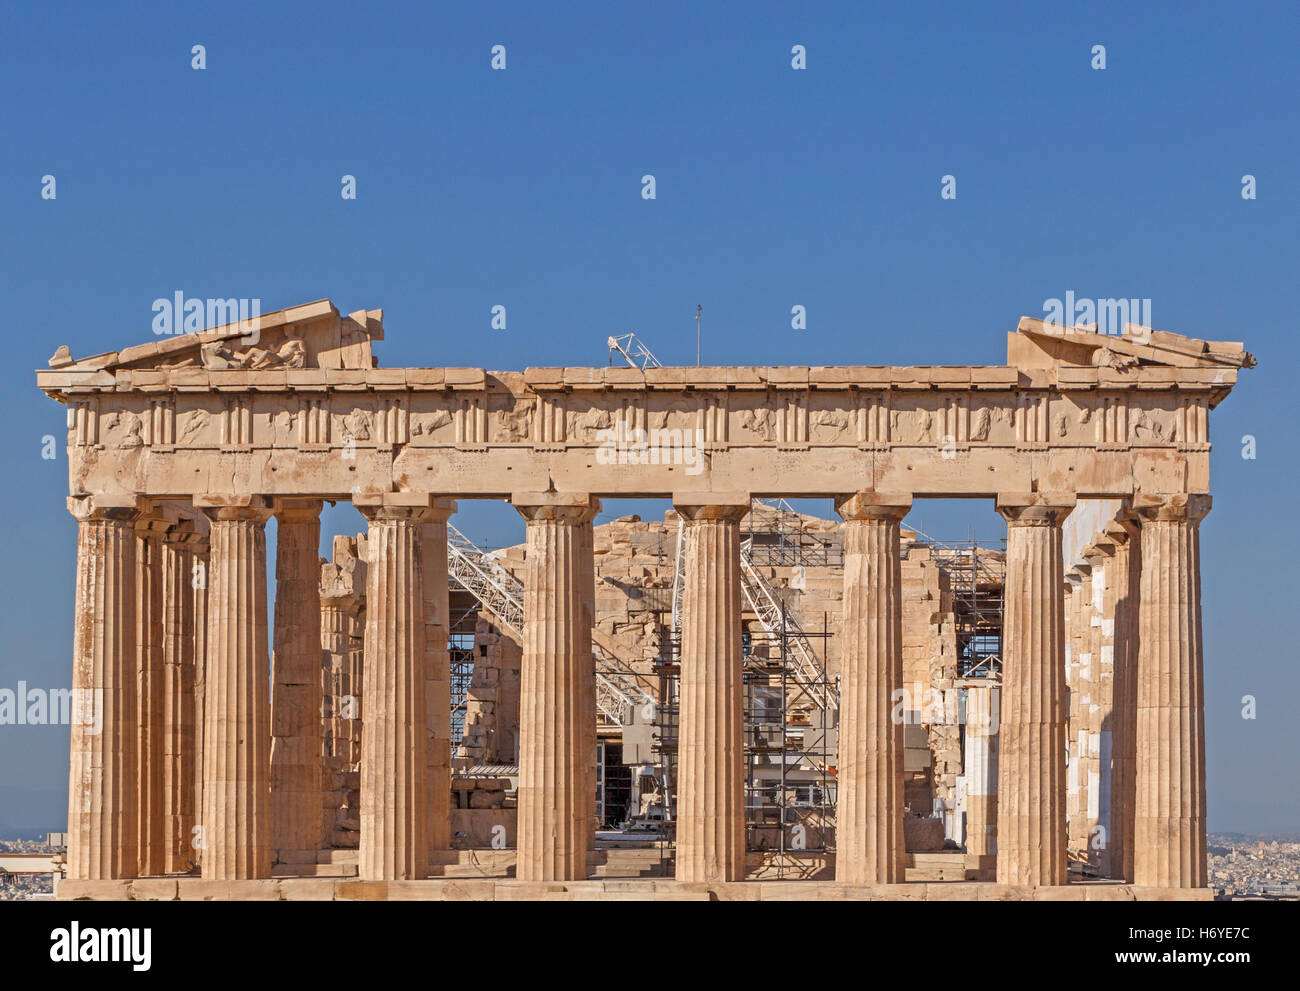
[37,299,1253,899]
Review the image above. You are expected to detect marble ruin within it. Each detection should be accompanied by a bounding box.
[38,299,1253,899]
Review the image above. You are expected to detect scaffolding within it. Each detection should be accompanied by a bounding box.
[744,498,843,568]
[651,612,837,874]
[445,522,654,726]
[448,632,475,749]
[654,498,838,875]
[927,538,1005,679]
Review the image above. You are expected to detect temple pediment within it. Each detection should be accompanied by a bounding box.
[1011,316,1255,371]
[46,299,383,374]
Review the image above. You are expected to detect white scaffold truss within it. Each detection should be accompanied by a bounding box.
[671,500,838,714]
[607,332,663,370]
[446,523,655,726]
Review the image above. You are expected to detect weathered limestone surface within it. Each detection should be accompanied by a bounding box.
[674,499,748,884]
[190,531,208,869]
[161,521,201,873]
[357,501,430,881]
[513,492,599,882]
[835,492,910,884]
[270,500,324,859]
[321,535,366,767]
[962,680,999,857]
[996,495,1072,887]
[199,499,273,880]
[66,499,140,881]
[134,511,167,876]
[422,501,456,855]
[1134,495,1210,888]
[39,307,1250,505]
[1109,515,1141,882]
[41,301,1251,897]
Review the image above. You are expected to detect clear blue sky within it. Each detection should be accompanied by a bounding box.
[1,1,1296,835]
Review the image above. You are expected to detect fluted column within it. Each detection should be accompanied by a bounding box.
[1086,536,1120,876]
[321,593,361,761]
[270,500,324,860]
[995,494,1073,887]
[1107,513,1141,882]
[190,531,209,870]
[962,680,1000,857]
[134,510,168,876]
[1064,564,1092,858]
[834,491,910,884]
[1134,494,1210,888]
[66,497,140,881]
[198,497,272,880]
[423,499,456,857]
[346,601,365,765]
[358,499,430,881]
[161,520,200,873]
[513,491,600,882]
[673,497,748,884]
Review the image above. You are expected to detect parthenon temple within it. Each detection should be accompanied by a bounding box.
[39,300,1253,899]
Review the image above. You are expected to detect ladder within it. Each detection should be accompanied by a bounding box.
[446,523,654,726]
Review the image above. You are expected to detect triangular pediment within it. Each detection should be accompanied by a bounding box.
[1012,317,1255,371]
[46,300,384,372]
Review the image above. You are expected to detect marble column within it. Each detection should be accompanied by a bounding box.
[161,520,200,873]
[66,498,140,881]
[1063,571,1084,855]
[198,497,273,880]
[1085,536,1120,876]
[134,510,168,876]
[995,494,1073,887]
[1134,494,1210,888]
[513,491,599,882]
[673,497,748,884]
[358,499,430,881]
[423,499,456,857]
[270,500,324,861]
[1105,513,1141,882]
[962,680,1000,858]
[1065,562,1094,860]
[190,530,209,870]
[321,592,362,762]
[834,491,910,885]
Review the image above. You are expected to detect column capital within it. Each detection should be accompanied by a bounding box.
[1067,564,1092,583]
[424,497,458,524]
[672,491,750,523]
[835,491,912,522]
[1133,492,1211,525]
[67,495,143,523]
[1104,518,1136,546]
[513,491,600,523]
[321,591,363,614]
[162,517,198,547]
[271,497,324,523]
[195,494,273,524]
[1083,535,1118,565]
[352,492,425,524]
[996,492,1075,526]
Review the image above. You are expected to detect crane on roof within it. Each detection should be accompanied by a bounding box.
[607,333,663,370]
